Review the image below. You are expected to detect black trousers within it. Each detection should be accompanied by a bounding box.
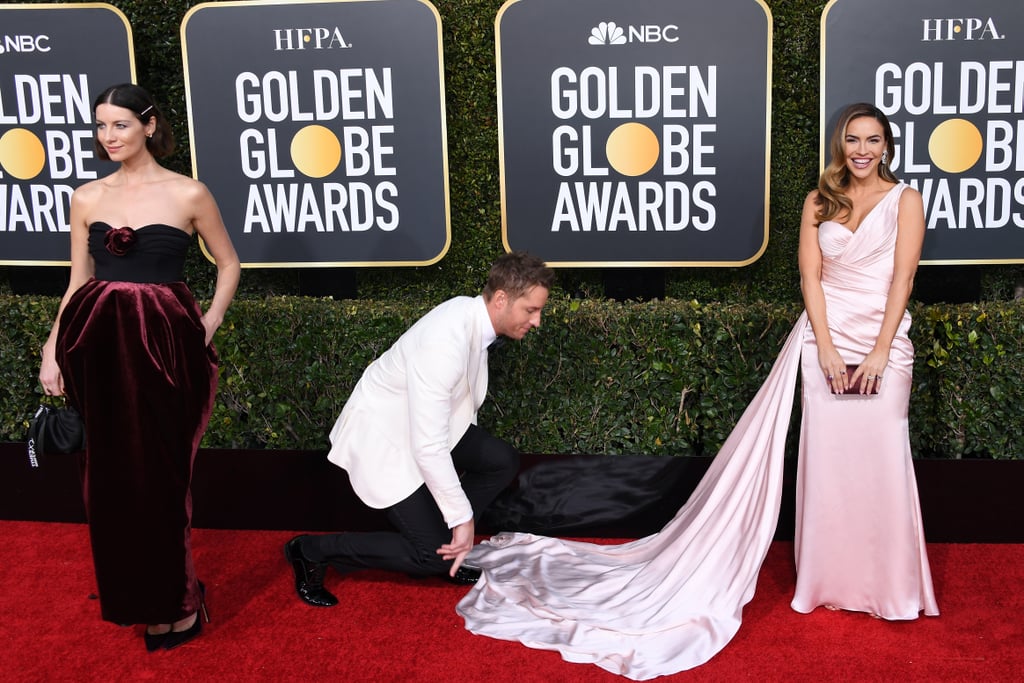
[307,424,520,578]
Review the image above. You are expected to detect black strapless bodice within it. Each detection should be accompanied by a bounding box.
[89,222,191,284]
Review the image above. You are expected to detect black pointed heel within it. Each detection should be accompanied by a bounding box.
[143,629,171,652]
[198,580,210,624]
[162,615,202,650]
[162,581,210,650]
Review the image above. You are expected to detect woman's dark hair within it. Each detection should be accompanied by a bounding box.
[815,102,899,224]
[92,83,174,160]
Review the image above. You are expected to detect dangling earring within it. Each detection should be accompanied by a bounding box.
[880,150,888,166]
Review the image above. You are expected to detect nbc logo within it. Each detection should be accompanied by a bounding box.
[588,21,679,45]
[589,22,627,45]
[0,34,51,54]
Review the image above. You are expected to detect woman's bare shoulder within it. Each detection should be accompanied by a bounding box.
[72,176,106,198]
[802,189,822,212]
[898,183,922,201]
[69,176,109,213]
[161,171,212,201]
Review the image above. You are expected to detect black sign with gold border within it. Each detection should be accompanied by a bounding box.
[823,0,1024,264]
[0,2,133,265]
[497,0,772,267]
[181,0,450,267]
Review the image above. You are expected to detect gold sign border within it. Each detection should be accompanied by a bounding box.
[820,0,1024,266]
[495,0,774,268]
[181,0,451,268]
[0,2,136,267]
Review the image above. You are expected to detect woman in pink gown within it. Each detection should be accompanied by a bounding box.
[456,102,938,680]
[790,103,938,620]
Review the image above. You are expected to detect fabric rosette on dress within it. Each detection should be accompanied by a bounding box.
[103,226,137,256]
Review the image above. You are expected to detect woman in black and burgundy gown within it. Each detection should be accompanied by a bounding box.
[38,84,239,651]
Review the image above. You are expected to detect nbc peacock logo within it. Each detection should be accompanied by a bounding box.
[588,21,679,45]
[589,22,627,45]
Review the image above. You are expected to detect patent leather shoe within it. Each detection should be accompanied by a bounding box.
[447,564,482,585]
[284,535,338,607]
[162,581,210,650]
[144,628,170,652]
[162,615,202,650]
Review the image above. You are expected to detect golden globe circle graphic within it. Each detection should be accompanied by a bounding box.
[0,128,46,180]
[606,123,660,177]
[928,119,982,174]
[290,125,342,178]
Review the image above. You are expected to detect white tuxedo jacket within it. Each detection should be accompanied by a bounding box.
[327,296,491,527]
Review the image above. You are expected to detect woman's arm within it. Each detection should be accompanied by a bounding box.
[38,188,97,396]
[188,180,240,345]
[798,190,848,393]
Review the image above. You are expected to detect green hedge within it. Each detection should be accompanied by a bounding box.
[4,295,1021,458]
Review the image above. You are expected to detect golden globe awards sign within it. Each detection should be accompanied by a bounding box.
[823,0,1024,264]
[181,0,449,267]
[0,3,133,265]
[497,0,771,267]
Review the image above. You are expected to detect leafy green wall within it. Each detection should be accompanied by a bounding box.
[4,295,1022,458]
[2,1,1022,458]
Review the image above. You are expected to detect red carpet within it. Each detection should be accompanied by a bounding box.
[1,521,1021,682]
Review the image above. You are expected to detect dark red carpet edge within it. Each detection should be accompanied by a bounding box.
[1,521,1021,682]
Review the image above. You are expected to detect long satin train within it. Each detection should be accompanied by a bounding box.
[457,321,806,679]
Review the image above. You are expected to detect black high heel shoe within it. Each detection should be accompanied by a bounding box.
[143,628,171,652]
[163,581,210,651]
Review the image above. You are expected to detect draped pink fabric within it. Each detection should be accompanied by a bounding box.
[791,184,938,619]
[457,322,804,679]
[457,183,937,679]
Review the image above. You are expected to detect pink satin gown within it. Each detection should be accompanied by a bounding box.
[791,183,938,619]
[457,183,937,680]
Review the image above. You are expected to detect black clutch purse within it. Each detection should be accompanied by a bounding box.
[27,403,86,467]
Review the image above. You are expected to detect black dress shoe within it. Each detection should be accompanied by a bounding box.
[144,629,170,652]
[284,535,339,607]
[447,564,482,585]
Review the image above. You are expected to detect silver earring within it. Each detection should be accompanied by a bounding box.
[881,150,888,166]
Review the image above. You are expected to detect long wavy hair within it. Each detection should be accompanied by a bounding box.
[815,102,899,224]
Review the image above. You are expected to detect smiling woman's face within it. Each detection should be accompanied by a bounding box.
[843,115,887,179]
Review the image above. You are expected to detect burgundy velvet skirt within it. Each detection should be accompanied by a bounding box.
[56,278,217,625]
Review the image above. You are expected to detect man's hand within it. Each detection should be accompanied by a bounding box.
[437,519,475,577]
